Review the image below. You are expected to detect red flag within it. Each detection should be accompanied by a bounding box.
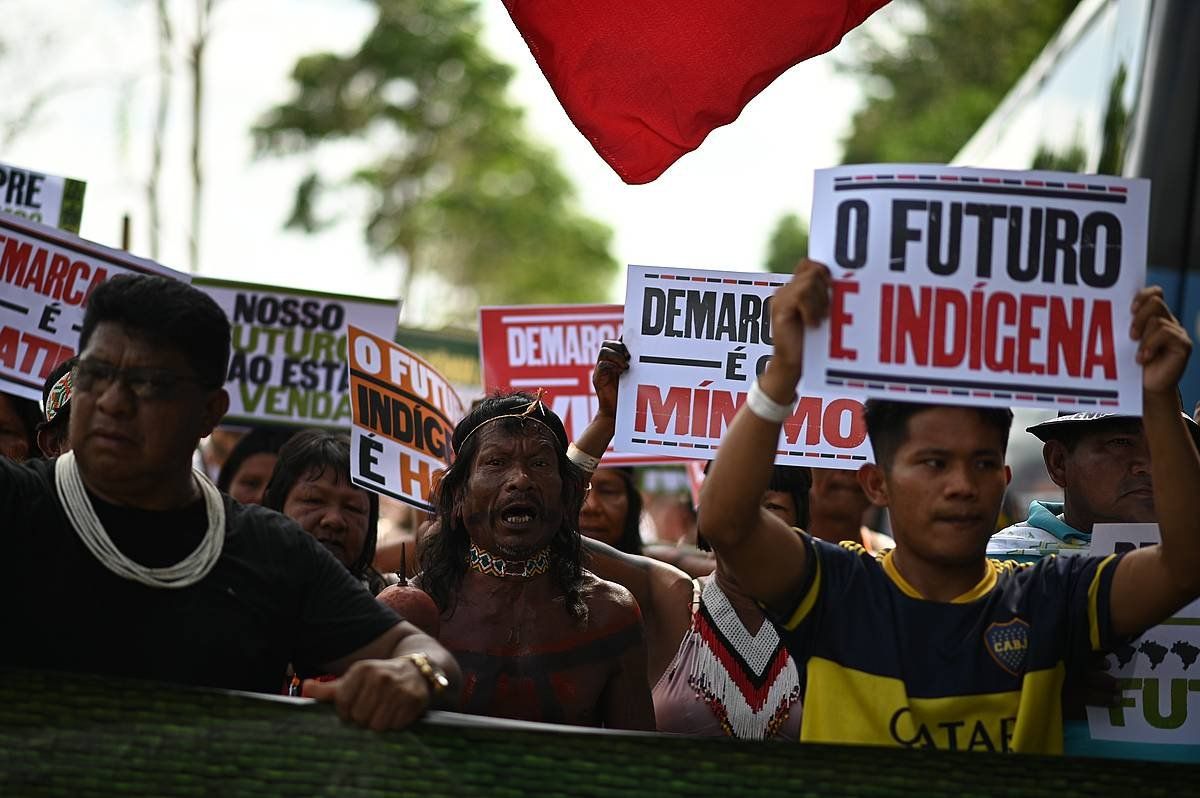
[503,0,891,184]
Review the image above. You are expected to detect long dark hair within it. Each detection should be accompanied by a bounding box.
[0,392,41,461]
[768,465,812,530]
[217,425,299,493]
[263,429,384,592]
[610,467,644,555]
[420,393,589,622]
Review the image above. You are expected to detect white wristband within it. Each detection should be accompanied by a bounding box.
[745,378,797,424]
[566,443,601,473]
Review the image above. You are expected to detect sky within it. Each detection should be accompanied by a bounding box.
[2,0,873,325]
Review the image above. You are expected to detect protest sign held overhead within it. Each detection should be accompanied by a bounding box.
[481,303,674,466]
[801,165,1149,415]
[614,265,874,469]
[0,214,185,400]
[348,325,465,512]
[0,161,87,233]
[197,278,399,428]
[1086,524,1200,752]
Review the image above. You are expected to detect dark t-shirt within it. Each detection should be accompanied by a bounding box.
[2,457,400,694]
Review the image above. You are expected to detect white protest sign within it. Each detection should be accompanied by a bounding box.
[196,278,399,429]
[348,325,465,512]
[0,214,186,401]
[0,161,87,233]
[801,165,1149,415]
[1086,523,1200,748]
[614,265,874,468]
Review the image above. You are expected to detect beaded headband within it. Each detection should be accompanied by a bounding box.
[44,369,74,424]
[454,390,564,455]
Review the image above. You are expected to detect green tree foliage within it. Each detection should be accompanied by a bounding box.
[841,0,1080,164]
[255,0,616,316]
[1031,143,1088,173]
[1021,61,1128,175]
[1096,63,1129,175]
[764,213,809,274]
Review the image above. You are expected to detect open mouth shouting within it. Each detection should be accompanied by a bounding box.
[498,501,539,530]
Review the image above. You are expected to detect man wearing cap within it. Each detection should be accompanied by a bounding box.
[991,405,1200,760]
[419,392,655,729]
[989,410,1200,562]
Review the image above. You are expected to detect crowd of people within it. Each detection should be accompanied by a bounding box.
[2,262,1199,759]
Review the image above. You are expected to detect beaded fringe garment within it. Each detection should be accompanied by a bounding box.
[688,579,801,740]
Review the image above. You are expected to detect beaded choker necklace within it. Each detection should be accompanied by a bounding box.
[468,543,551,579]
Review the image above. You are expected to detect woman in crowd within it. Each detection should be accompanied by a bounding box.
[573,340,808,739]
[649,465,809,740]
[578,465,644,554]
[582,460,718,575]
[217,425,298,505]
[0,390,41,462]
[264,429,391,595]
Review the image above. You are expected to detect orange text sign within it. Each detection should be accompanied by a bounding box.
[347,324,465,512]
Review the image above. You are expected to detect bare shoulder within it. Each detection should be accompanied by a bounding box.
[579,569,643,626]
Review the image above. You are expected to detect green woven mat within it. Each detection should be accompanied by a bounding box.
[0,669,1194,797]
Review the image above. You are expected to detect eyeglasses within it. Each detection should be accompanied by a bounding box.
[72,358,210,401]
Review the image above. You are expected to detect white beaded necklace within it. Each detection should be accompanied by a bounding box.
[55,451,226,589]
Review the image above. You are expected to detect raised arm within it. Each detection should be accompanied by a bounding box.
[1109,287,1200,637]
[572,340,694,682]
[572,339,629,461]
[698,261,830,610]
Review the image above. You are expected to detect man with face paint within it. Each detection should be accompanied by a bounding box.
[419,393,655,729]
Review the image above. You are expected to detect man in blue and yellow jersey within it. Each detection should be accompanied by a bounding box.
[698,259,1200,754]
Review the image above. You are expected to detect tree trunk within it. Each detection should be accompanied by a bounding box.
[188,0,218,274]
[148,0,174,260]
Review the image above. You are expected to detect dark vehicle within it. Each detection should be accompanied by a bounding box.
[954,0,1200,410]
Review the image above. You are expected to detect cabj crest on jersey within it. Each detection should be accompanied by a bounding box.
[985,618,1031,676]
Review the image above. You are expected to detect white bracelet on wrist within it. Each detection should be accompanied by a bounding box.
[566,443,602,473]
[745,378,797,424]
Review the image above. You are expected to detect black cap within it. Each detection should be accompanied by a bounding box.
[1027,411,1200,445]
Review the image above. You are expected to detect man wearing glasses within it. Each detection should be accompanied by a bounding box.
[0,274,459,731]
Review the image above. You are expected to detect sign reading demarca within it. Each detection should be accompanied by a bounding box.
[614,265,874,469]
[801,165,1149,415]
[348,325,465,512]
[197,278,398,428]
[480,303,676,466]
[0,161,87,233]
[1086,524,1200,751]
[0,214,186,401]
